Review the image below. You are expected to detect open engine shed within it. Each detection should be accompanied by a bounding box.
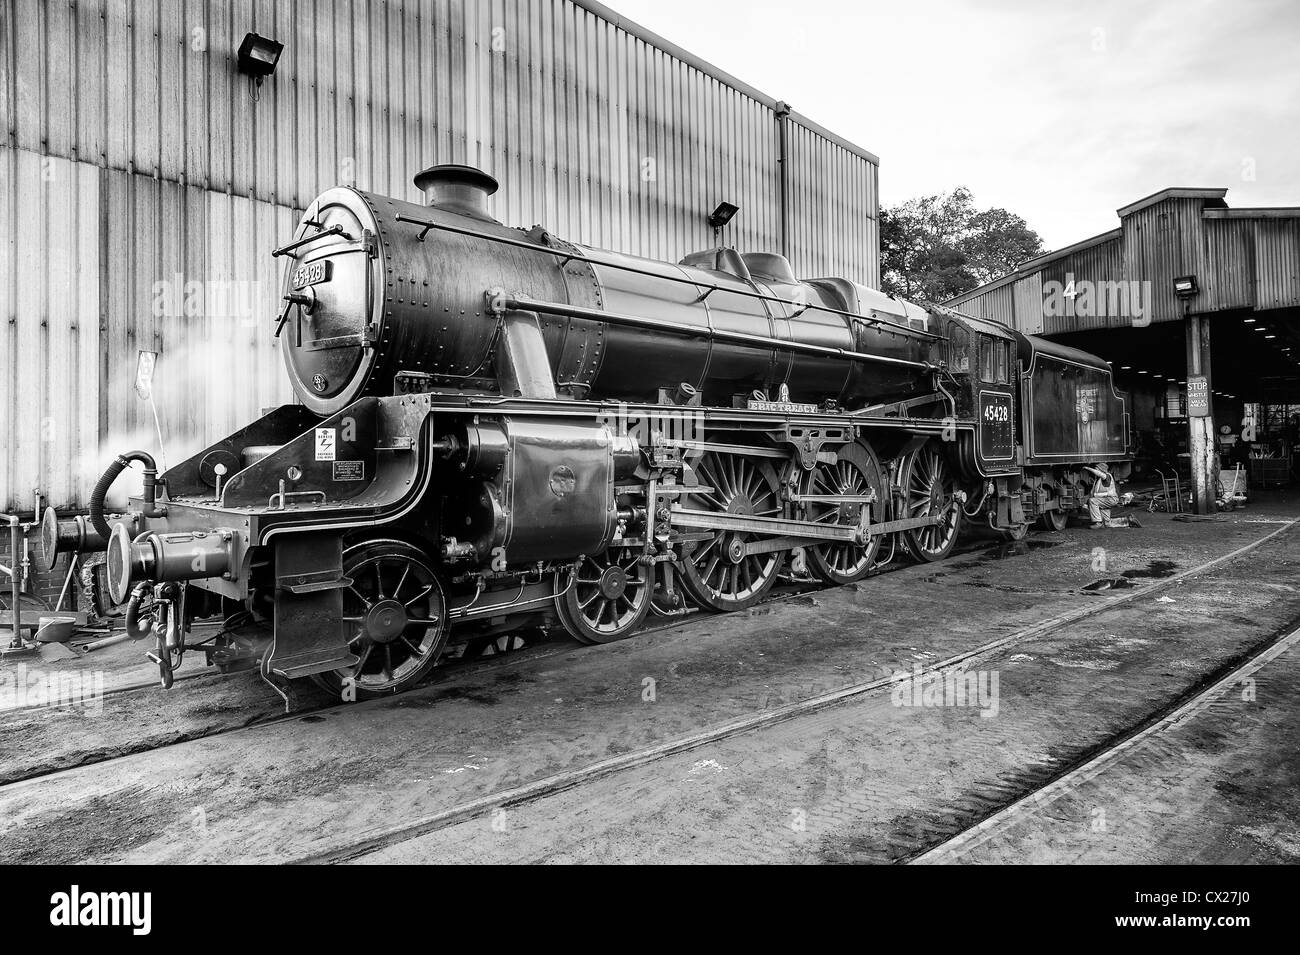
[948,187,1300,512]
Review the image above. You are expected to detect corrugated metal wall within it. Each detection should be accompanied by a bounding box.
[784,119,877,281]
[1120,197,1208,323]
[1040,236,1126,333]
[0,151,102,509]
[1011,274,1043,334]
[1204,213,1300,311]
[0,0,880,510]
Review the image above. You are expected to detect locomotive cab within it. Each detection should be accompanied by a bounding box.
[939,311,1022,477]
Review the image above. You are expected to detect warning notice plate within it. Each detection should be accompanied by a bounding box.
[314,427,336,461]
[333,460,365,481]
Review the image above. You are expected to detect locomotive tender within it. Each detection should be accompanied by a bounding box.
[55,164,1130,697]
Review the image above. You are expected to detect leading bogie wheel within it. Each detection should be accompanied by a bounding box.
[679,451,786,612]
[555,547,653,645]
[901,444,963,563]
[310,539,448,699]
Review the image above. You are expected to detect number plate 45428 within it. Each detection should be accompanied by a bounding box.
[292,259,331,289]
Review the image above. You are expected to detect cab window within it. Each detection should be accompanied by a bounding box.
[948,324,970,373]
[979,337,995,382]
[995,341,1009,384]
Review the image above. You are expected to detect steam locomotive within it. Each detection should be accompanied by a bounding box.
[47,164,1130,698]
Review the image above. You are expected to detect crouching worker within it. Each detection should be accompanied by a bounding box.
[1083,462,1140,528]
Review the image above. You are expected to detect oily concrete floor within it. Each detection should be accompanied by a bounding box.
[1,492,1298,864]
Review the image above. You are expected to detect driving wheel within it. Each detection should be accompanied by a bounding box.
[679,451,786,611]
[901,443,963,562]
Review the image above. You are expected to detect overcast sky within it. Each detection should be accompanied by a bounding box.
[609,0,1300,251]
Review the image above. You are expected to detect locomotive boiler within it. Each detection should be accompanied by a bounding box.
[73,164,1131,700]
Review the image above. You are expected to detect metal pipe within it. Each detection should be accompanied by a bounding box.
[90,450,162,541]
[775,101,790,259]
[500,294,936,372]
[83,632,132,653]
[54,556,77,613]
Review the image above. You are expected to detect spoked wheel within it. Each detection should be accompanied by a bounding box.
[311,539,447,699]
[1040,507,1069,531]
[555,548,652,645]
[799,442,885,585]
[679,451,786,612]
[901,443,963,562]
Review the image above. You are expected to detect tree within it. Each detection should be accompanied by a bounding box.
[879,187,1043,302]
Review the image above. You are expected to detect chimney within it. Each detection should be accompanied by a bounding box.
[412,164,499,222]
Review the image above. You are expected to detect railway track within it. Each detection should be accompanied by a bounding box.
[908,619,1300,864]
[287,516,1299,864]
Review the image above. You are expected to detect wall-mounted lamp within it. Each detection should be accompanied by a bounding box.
[1172,274,1199,298]
[708,201,739,242]
[238,32,283,84]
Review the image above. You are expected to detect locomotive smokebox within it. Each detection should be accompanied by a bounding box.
[412,163,499,222]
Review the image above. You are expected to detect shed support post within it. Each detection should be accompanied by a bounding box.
[1185,314,1216,514]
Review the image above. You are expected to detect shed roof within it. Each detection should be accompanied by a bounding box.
[1115,187,1227,218]
[946,186,1299,311]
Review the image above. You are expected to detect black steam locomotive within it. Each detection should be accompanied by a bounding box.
[51,165,1129,698]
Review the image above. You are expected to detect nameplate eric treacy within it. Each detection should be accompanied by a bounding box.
[747,399,819,414]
